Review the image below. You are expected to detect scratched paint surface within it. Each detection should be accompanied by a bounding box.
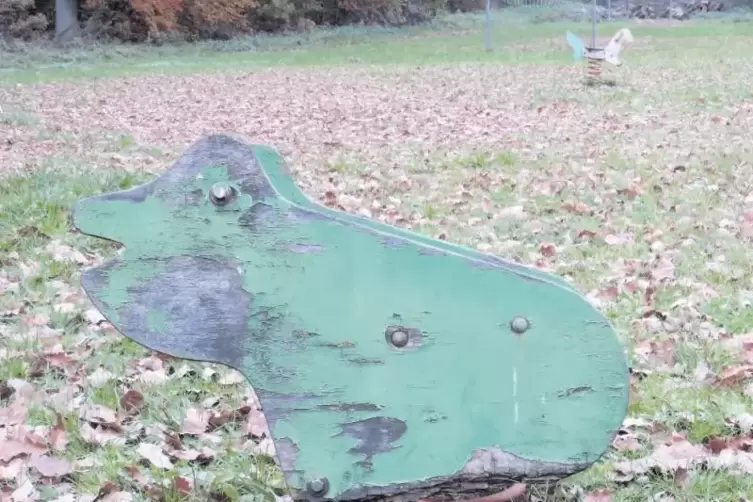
[73,135,629,499]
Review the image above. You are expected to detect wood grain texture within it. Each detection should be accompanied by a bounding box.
[73,134,629,502]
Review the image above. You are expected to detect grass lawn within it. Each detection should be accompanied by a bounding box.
[3,9,753,502]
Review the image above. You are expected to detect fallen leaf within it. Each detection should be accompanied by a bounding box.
[79,423,125,446]
[584,489,612,502]
[612,433,640,452]
[87,366,115,388]
[0,400,27,427]
[137,443,173,469]
[715,365,753,388]
[539,243,556,257]
[673,467,690,488]
[0,458,25,480]
[48,413,68,451]
[604,234,628,246]
[707,437,728,454]
[11,479,38,502]
[79,404,119,428]
[0,438,47,462]
[173,476,193,496]
[614,434,708,478]
[32,455,74,478]
[707,449,753,474]
[120,390,144,415]
[99,493,133,502]
[651,257,675,281]
[84,308,106,325]
[182,408,209,435]
[245,409,270,438]
[218,371,245,385]
[138,369,169,385]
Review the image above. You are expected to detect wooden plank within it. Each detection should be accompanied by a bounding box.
[73,134,629,502]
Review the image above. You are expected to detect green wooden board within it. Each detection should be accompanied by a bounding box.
[72,135,629,502]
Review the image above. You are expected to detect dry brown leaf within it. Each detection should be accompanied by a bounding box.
[0,458,25,480]
[46,385,83,414]
[166,446,215,462]
[706,449,753,474]
[32,455,74,478]
[603,234,628,246]
[137,370,169,386]
[120,390,144,415]
[715,364,753,388]
[138,355,164,371]
[87,366,115,388]
[79,423,125,446]
[583,489,612,502]
[612,433,640,452]
[0,438,47,462]
[173,476,193,496]
[79,404,119,427]
[651,257,675,281]
[181,408,209,435]
[721,332,753,363]
[251,437,277,456]
[707,437,728,454]
[124,466,149,487]
[673,467,690,488]
[614,434,709,478]
[539,243,556,257]
[0,400,27,427]
[244,409,270,438]
[11,479,38,502]
[84,308,106,325]
[634,338,677,371]
[48,414,68,451]
[218,370,245,385]
[99,493,133,502]
[137,443,173,469]
[45,241,88,265]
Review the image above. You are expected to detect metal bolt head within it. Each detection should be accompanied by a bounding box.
[307,477,329,496]
[510,316,530,334]
[388,328,409,348]
[209,182,233,205]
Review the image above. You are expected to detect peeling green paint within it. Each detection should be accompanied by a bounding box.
[251,145,578,293]
[146,309,169,334]
[73,135,629,500]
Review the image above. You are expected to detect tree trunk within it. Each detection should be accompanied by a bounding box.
[55,0,79,44]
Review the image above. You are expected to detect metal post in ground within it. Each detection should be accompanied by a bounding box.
[484,0,492,52]
[591,0,597,48]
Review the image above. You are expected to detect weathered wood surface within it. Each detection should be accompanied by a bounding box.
[72,135,629,502]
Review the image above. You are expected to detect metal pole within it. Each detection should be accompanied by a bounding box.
[55,0,79,44]
[591,0,597,48]
[484,0,492,52]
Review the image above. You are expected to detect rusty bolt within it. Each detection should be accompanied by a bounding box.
[307,477,329,496]
[387,328,409,348]
[510,316,530,334]
[209,182,233,206]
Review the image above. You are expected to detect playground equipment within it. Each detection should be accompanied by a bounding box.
[566,27,634,83]
[73,135,629,501]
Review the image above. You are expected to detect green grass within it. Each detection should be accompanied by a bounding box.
[2,11,753,84]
